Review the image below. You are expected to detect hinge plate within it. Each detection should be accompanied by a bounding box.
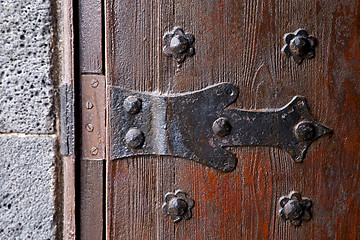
[60,83,75,156]
[81,75,106,160]
[108,83,330,171]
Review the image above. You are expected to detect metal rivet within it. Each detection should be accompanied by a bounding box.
[212,117,232,137]
[223,160,236,172]
[282,29,317,64]
[162,190,195,223]
[163,27,195,64]
[170,35,190,55]
[168,198,188,216]
[91,79,99,88]
[125,128,144,149]
[290,37,310,56]
[295,121,315,141]
[124,96,142,115]
[90,147,99,156]
[226,88,234,96]
[279,192,312,226]
[86,101,94,109]
[85,123,94,132]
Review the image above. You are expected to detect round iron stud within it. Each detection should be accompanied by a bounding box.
[289,36,311,56]
[125,128,145,149]
[168,198,188,216]
[124,96,142,115]
[170,35,190,55]
[162,190,195,223]
[295,121,315,141]
[91,79,99,88]
[279,192,312,226]
[212,117,232,137]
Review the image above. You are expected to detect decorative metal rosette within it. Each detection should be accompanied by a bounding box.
[162,190,195,223]
[163,27,195,64]
[282,29,317,64]
[279,191,312,226]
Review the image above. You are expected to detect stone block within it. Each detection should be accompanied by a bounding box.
[0,0,54,133]
[0,135,56,239]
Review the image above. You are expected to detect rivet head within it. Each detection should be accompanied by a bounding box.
[163,27,195,64]
[212,117,232,137]
[282,29,317,64]
[295,121,315,141]
[170,35,189,55]
[168,198,188,216]
[279,192,312,226]
[162,190,195,223]
[283,200,303,219]
[125,128,144,149]
[124,96,142,115]
[289,36,311,56]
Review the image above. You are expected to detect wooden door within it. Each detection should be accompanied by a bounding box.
[77,0,360,239]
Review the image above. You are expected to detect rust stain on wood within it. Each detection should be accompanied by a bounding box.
[103,0,360,239]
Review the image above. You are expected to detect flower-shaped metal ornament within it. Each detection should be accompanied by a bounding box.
[163,27,195,64]
[282,29,317,64]
[162,190,195,223]
[279,191,312,226]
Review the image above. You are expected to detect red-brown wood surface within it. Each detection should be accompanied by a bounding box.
[78,74,106,240]
[79,0,103,73]
[78,160,104,240]
[105,0,360,239]
[77,1,106,239]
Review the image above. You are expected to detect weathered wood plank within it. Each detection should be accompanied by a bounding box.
[79,0,103,73]
[105,0,360,239]
[78,160,104,240]
[62,0,76,238]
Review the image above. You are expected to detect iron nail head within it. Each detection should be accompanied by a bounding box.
[212,117,232,137]
[124,96,142,115]
[125,128,145,149]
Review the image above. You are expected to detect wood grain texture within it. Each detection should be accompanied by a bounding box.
[63,155,76,240]
[62,0,76,238]
[105,0,360,239]
[79,0,103,73]
[78,160,105,240]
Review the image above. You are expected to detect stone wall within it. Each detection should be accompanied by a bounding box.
[0,0,59,239]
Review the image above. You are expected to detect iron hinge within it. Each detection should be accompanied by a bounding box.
[81,75,106,160]
[60,83,75,156]
[108,83,330,172]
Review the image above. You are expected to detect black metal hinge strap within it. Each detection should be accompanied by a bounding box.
[108,83,330,172]
[60,83,75,156]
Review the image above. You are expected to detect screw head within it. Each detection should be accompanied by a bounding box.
[295,121,315,141]
[212,117,232,137]
[289,36,310,56]
[170,35,189,54]
[90,147,99,156]
[125,128,145,149]
[85,123,94,132]
[124,96,142,115]
[86,101,94,109]
[91,79,99,88]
